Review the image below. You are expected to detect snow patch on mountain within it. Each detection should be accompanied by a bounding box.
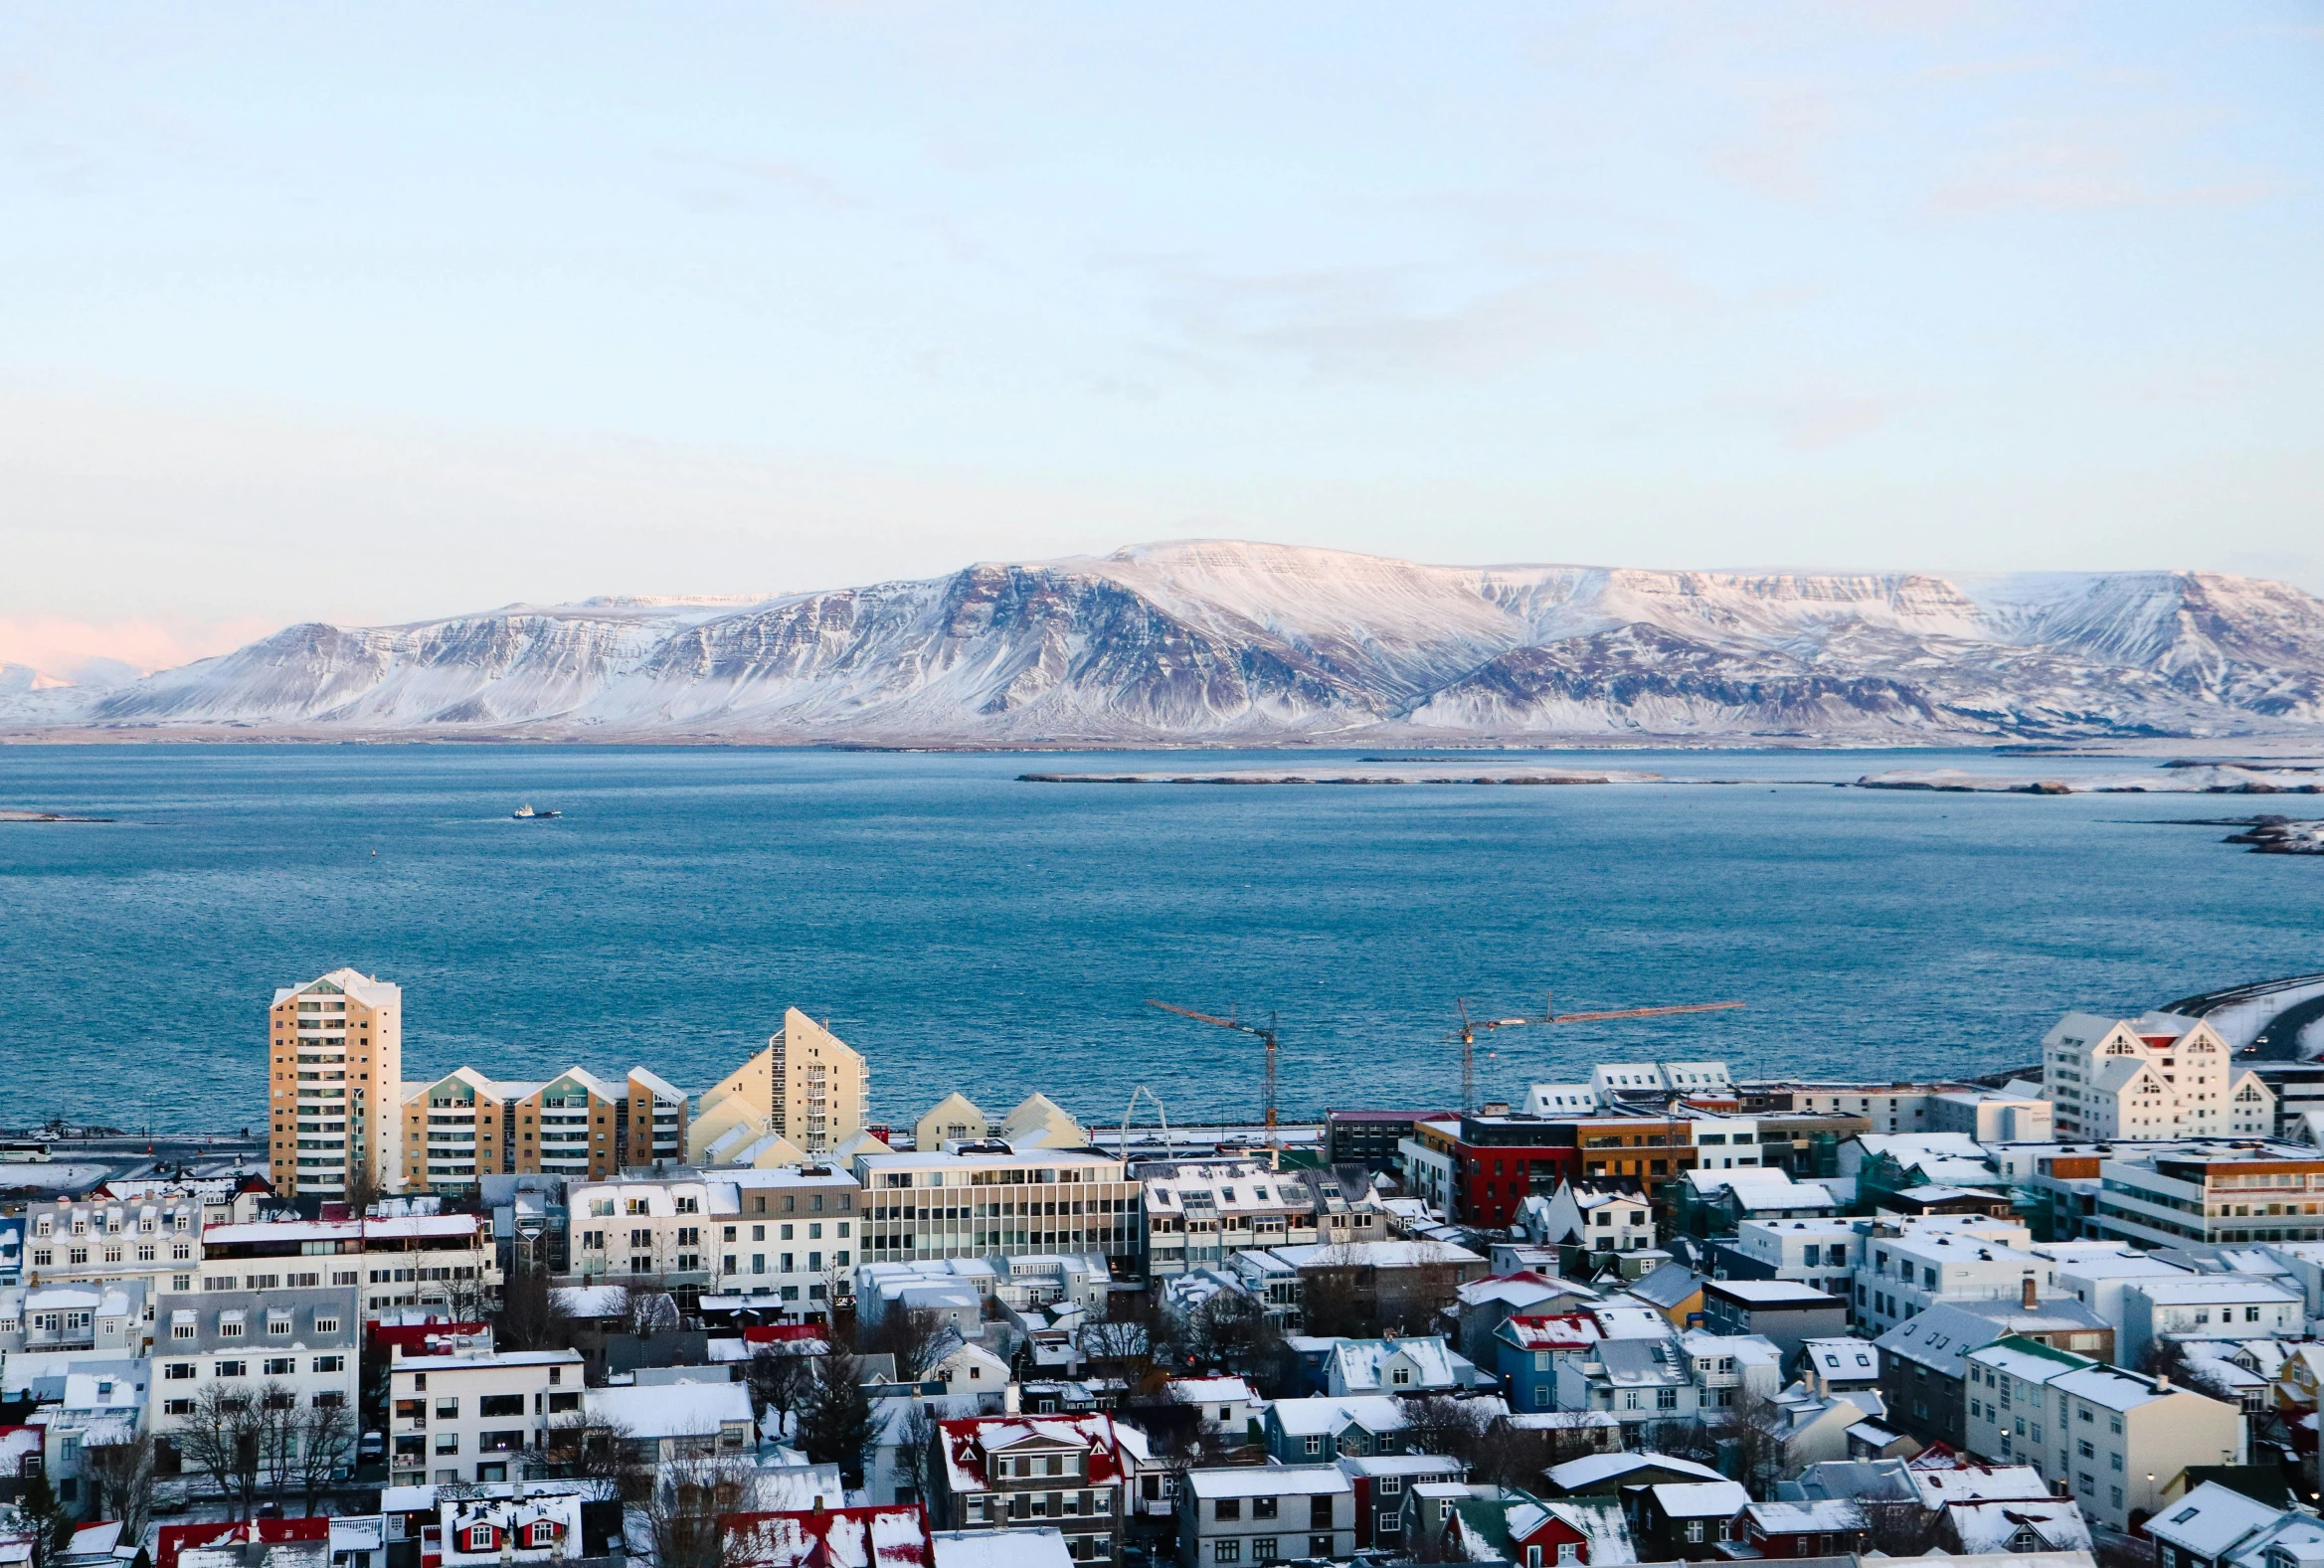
[12,542,2324,742]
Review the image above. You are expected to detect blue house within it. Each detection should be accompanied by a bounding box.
[0,1215,20,1285]
[1492,1311,1600,1414]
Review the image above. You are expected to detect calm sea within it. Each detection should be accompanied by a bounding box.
[1,745,2319,1136]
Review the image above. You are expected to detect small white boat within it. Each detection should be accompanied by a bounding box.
[512,802,561,819]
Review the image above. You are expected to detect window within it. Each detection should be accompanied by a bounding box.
[1216,1499,1242,1521]
[1303,1436,1322,1457]
[265,1357,295,1375]
[316,1316,340,1334]
[479,1394,526,1418]
[216,1359,247,1378]
[1686,1522,1704,1544]
[1253,1497,1278,1520]
[165,1362,197,1380]
[1213,1544,1241,1564]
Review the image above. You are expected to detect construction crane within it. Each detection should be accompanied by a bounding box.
[1447,992,1746,1114]
[1148,1000,1279,1131]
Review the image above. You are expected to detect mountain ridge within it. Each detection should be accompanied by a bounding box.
[11,540,2324,742]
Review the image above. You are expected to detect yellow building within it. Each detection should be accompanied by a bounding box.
[688,1008,870,1161]
[268,969,403,1201]
[399,1065,690,1195]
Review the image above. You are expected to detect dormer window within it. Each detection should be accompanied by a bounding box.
[461,1525,497,1553]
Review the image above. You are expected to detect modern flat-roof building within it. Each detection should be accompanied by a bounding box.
[388,1345,585,1485]
[566,1164,860,1311]
[853,1143,1138,1273]
[1326,1111,1452,1174]
[269,969,403,1200]
[2088,1143,2324,1248]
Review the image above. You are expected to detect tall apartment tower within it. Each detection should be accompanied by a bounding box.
[268,969,403,1202]
[687,1007,870,1162]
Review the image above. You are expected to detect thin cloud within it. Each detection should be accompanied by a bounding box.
[653,149,862,211]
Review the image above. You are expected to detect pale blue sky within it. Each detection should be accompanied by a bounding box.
[4,3,2320,672]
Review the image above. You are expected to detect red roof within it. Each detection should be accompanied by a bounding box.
[938,1414,1128,1491]
[743,1324,828,1345]
[369,1319,490,1356]
[1500,1312,1601,1351]
[158,1518,330,1568]
[720,1506,930,1568]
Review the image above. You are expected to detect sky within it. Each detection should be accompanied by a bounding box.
[4,2,2321,678]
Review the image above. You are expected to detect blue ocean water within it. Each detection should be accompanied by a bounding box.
[1,745,2319,1136]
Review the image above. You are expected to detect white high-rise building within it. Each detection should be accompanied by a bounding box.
[2042,1012,2273,1141]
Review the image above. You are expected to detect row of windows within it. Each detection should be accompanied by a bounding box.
[172,1313,340,1339]
[163,1354,344,1380]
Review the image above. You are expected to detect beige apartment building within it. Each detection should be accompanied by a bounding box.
[688,1008,870,1162]
[399,1066,690,1195]
[268,970,404,1200]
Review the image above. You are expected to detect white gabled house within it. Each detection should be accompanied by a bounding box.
[1525,1180,1654,1256]
[2042,1013,2273,1141]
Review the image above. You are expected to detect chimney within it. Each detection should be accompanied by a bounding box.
[2156,1374,2170,1391]
[2022,1277,2038,1309]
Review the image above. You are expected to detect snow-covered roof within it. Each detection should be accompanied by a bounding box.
[1644,1481,1751,1517]
[1500,1313,1601,1352]
[1457,1272,1586,1310]
[1168,1376,1254,1405]
[584,1380,752,1439]
[1748,1500,1868,1534]
[2050,1362,2174,1413]
[1267,1395,1406,1438]
[726,1505,930,1567]
[1327,1335,1472,1392]
[1547,1452,1721,1489]
[1910,1465,2054,1506]
[937,1414,1127,1491]
[1803,1337,1880,1380]
[927,1530,1072,1568]
[1183,1466,1349,1498]
[1948,1500,2095,1555]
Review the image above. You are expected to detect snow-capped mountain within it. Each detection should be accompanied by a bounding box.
[13,542,2324,742]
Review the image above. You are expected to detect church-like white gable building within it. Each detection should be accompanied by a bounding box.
[2042,1011,2274,1140]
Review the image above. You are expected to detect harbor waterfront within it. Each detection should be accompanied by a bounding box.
[4,744,2323,1135]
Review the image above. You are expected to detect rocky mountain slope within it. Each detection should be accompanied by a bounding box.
[13,541,2324,742]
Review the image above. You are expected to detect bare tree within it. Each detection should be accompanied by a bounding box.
[285,1399,357,1516]
[175,1382,265,1519]
[83,1434,155,1541]
[341,1161,380,1221]
[1182,1293,1278,1387]
[255,1380,301,1507]
[797,1348,875,1486]
[544,1411,647,1502]
[639,1451,756,1568]
[497,1266,574,1352]
[624,1285,680,1338]
[858,1307,953,1382]
[745,1349,817,1444]
[1863,1499,1948,1556]
[888,1405,937,1505]
[1399,1395,1492,1470]
[1708,1391,1790,1498]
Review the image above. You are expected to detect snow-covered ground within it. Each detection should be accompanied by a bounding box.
[1856,765,2324,793]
